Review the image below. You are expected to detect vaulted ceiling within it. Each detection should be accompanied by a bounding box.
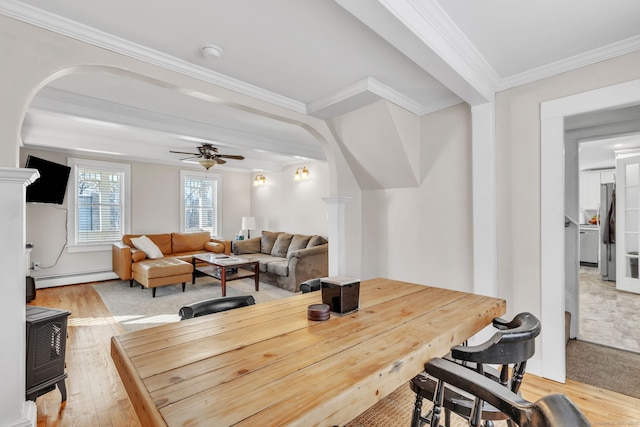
[3,0,640,172]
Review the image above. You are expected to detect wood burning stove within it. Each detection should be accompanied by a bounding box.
[25,306,70,403]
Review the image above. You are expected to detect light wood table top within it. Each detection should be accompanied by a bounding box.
[111,278,506,426]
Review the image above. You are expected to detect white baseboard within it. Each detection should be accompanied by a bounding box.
[1,401,36,427]
[34,271,118,288]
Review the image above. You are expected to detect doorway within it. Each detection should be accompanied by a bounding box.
[541,78,640,383]
[571,134,640,354]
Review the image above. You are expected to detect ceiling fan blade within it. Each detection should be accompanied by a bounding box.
[170,150,200,156]
[214,158,227,164]
[217,154,245,160]
[180,155,200,161]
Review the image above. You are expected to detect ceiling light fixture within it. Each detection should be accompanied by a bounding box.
[201,44,223,59]
[294,166,309,181]
[198,158,217,170]
[254,173,266,186]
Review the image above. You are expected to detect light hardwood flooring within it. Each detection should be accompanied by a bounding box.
[31,282,640,426]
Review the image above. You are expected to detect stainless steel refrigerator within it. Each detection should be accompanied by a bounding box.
[600,183,616,281]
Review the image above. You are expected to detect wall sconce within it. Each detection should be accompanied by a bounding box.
[254,173,266,186]
[294,166,309,181]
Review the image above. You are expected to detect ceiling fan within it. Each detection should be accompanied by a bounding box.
[170,143,245,170]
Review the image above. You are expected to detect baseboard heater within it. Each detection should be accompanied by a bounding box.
[34,271,118,288]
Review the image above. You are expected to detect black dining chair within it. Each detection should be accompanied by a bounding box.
[178,295,255,320]
[422,357,590,427]
[299,278,321,293]
[410,312,541,427]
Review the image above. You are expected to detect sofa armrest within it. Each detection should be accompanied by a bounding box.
[232,237,261,255]
[209,238,232,255]
[112,241,133,280]
[288,243,329,291]
[288,243,328,259]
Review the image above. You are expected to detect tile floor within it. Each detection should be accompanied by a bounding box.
[579,266,640,353]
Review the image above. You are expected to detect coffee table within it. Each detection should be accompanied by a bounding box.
[191,253,259,297]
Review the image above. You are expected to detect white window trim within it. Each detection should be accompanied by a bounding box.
[67,158,131,252]
[180,170,222,237]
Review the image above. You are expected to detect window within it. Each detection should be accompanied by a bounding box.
[67,158,130,250]
[180,170,221,236]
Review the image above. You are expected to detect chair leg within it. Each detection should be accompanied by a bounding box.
[444,408,451,427]
[152,288,156,298]
[411,393,424,427]
[429,379,445,427]
[182,282,186,292]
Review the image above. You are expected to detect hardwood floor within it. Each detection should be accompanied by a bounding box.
[30,282,640,426]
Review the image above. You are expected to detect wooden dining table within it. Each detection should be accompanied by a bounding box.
[111,278,506,426]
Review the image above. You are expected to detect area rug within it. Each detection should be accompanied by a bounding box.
[566,339,640,399]
[92,277,293,332]
[346,383,508,427]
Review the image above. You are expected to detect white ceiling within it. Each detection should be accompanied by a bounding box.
[3,0,640,171]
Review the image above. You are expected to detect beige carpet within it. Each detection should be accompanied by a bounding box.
[93,277,293,332]
[566,339,640,399]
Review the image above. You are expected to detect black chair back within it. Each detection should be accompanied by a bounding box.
[425,357,590,427]
[299,278,321,293]
[450,312,541,366]
[179,295,256,320]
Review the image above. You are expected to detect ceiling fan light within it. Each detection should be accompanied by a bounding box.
[198,158,217,170]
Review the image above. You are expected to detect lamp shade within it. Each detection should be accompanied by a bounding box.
[241,216,256,231]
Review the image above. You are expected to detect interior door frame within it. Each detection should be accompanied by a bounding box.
[541,78,640,383]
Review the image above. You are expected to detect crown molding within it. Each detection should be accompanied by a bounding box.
[378,0,499,103]
[498,35,640,91]
[0,0,306,113]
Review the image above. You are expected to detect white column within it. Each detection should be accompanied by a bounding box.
[322,196,351,276]
[472,103,498,297]
[0,167,39,427]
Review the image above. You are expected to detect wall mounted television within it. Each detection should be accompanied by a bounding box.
[25,155,71,205]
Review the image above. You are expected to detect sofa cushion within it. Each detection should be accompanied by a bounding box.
[267,260,289,277]
[133,258,192,279]
[307,235,328,248]
[271,233,293,258]
[130,235,164,259]
[172,232,210,253]
[261,231,282,254]
[287,234,311,257]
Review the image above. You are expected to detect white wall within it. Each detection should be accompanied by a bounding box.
[495,50,640,317]
[21,148,249,282]
[360,103,474,290]
[250,161,329,237]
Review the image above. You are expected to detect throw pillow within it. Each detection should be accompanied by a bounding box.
[261,230,281,254]
[271,233,294,258]
[130,235,164,259]
[287,234,311,258]
[307,235,328,248]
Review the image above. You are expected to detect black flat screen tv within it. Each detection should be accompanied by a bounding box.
[25,155,71,205]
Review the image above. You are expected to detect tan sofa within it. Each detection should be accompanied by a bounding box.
[112,232,231,297]
[232,230,328,292]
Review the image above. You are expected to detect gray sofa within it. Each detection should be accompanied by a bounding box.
[232,230,328,292]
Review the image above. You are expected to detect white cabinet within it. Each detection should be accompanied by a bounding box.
[580,169,615,212]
